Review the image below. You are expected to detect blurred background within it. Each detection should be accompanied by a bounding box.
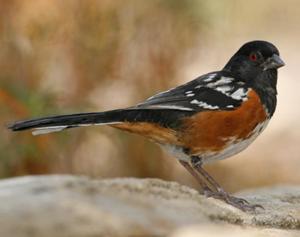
[1,0,299,192]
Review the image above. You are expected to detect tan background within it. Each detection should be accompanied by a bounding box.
[1,0,299,192]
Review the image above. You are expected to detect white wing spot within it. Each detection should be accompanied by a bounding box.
[203,73,217,82]
[190,99,199,104]
[231,88,248,101]
[185,91,195,97]
[190,99,219,110]
[207,76,233,87]
[146,105,194,111]
[186,93,195,97]
[215,85,232,95]
[185,91,193,94]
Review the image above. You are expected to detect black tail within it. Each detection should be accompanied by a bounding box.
[8,109,126,135]
[8,108,193,135]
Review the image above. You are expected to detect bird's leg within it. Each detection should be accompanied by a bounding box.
[190,156,263,212]
[190,157,221,193]
[179,160,213,194]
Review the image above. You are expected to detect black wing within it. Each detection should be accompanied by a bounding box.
[136,71,248,112]
[8,71,250,134]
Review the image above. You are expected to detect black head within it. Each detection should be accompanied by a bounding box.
[224,40,285,116]
[224,41,284,80]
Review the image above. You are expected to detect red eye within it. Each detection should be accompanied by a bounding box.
[249,53,257,61]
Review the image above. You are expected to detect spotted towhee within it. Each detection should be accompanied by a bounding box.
[8,40,285,211]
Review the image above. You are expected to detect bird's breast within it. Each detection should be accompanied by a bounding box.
[180,89,269,162]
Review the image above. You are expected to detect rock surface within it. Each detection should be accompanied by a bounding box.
[0,175,299,237]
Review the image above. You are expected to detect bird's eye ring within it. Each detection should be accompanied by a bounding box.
[249,53,257,61]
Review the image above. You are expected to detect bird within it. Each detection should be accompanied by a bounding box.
[8,40,285,211]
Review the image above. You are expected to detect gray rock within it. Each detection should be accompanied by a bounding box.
[0,175,299,237]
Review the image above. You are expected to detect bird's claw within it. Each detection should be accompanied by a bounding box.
[203,188,264,212]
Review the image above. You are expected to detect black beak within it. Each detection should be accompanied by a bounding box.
[263,54,285,71]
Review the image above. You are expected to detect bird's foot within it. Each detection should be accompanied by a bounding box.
[203,188,264,212]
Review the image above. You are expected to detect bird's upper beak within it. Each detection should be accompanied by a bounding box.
[262,54,285,71]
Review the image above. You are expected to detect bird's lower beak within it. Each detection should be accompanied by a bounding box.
[263,54,285,71]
